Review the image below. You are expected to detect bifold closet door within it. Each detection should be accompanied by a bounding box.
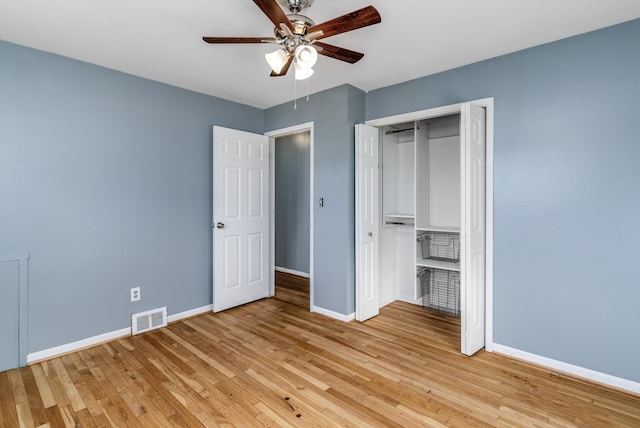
[460,103,486,356]
[355,124,380,321]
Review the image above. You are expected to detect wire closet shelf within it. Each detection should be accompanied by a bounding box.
[417,231,460,262]
[416,230,461,316]
[417,267,460,316]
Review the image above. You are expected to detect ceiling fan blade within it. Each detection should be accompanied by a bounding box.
[314,42,364,64]
[270,55,294,77]
[253,0,296,33]
[308,6,381,40]
[202,37,272,44]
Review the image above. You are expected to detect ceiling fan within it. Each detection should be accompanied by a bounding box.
[202,0,381,79]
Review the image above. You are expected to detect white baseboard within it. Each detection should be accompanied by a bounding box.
[167,304,213,323]
[311,305,355,322]
[379,295,397,308]
[27,327,132,364]
[27,304,214,365]
[275,266,310,278]
[492,343,640,395]
[396,296,422,306]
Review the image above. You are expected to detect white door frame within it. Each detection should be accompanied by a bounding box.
[366,98,495,352]
[0,251,29,369]
[265,122,315,311]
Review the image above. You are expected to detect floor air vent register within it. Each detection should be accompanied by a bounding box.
[131,307,167,335]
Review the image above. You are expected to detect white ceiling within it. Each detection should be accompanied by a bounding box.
[1,0,639,109]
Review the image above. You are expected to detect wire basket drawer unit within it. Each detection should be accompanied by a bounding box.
[417,267,460,316]
[417,231,460,262]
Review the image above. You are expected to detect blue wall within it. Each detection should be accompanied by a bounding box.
[265,85,365,315]
[0,41,263,354]
[3,16,640,385]
[367,19,640,382]
[275,132,310,274]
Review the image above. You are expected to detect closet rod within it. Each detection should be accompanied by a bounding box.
[385,126,419,135]
[384,220,415,226]
[429,132,460,139]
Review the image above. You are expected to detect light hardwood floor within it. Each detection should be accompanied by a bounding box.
[1,274,639,427]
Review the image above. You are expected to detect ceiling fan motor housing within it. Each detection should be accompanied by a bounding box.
[272,13,316,55]
[287,14,315,35]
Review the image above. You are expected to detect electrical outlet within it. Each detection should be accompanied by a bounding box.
[130,287,141,302]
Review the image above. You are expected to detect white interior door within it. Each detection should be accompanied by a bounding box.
[355,124,380,321]
[460,103,486,355]
[213,126,270,312]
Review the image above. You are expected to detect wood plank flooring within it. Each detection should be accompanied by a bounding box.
[274,271,310,311]
[2,275,639,427]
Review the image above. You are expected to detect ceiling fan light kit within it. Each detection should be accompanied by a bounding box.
[265,49,290,74]
[295,45,318,67]
[292,44,318,79]
[203,0,382,80]
[294,61,314,80]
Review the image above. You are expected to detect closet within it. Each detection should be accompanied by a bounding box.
[355,101,487,356]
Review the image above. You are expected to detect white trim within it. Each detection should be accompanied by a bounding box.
[267,122,315,310]
[269,139,276,297]
[396,296,422,306]
[367,104,464,127]
[365,97,495,354]
[380,296,398,308]
[275,266,310,278]
[167,304,213,323]
[493,343,640,395]
[483,98,495,352]
[1,251,30,367]
[311,305,355,322]
[27,304,214,364]
[265,122,314,138]
[27,327,131,364]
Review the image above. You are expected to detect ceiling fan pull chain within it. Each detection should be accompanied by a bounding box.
[306,76,310,101]
[294,77,298,110]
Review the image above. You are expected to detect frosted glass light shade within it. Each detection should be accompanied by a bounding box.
[265,49,289,74]
[294,62,314,80]
[294,45,318,68]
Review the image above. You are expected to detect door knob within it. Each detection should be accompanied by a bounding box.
[368,232,373,237]
[216,222,225,229]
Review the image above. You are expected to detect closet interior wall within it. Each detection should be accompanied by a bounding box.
[378,114,462,309]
